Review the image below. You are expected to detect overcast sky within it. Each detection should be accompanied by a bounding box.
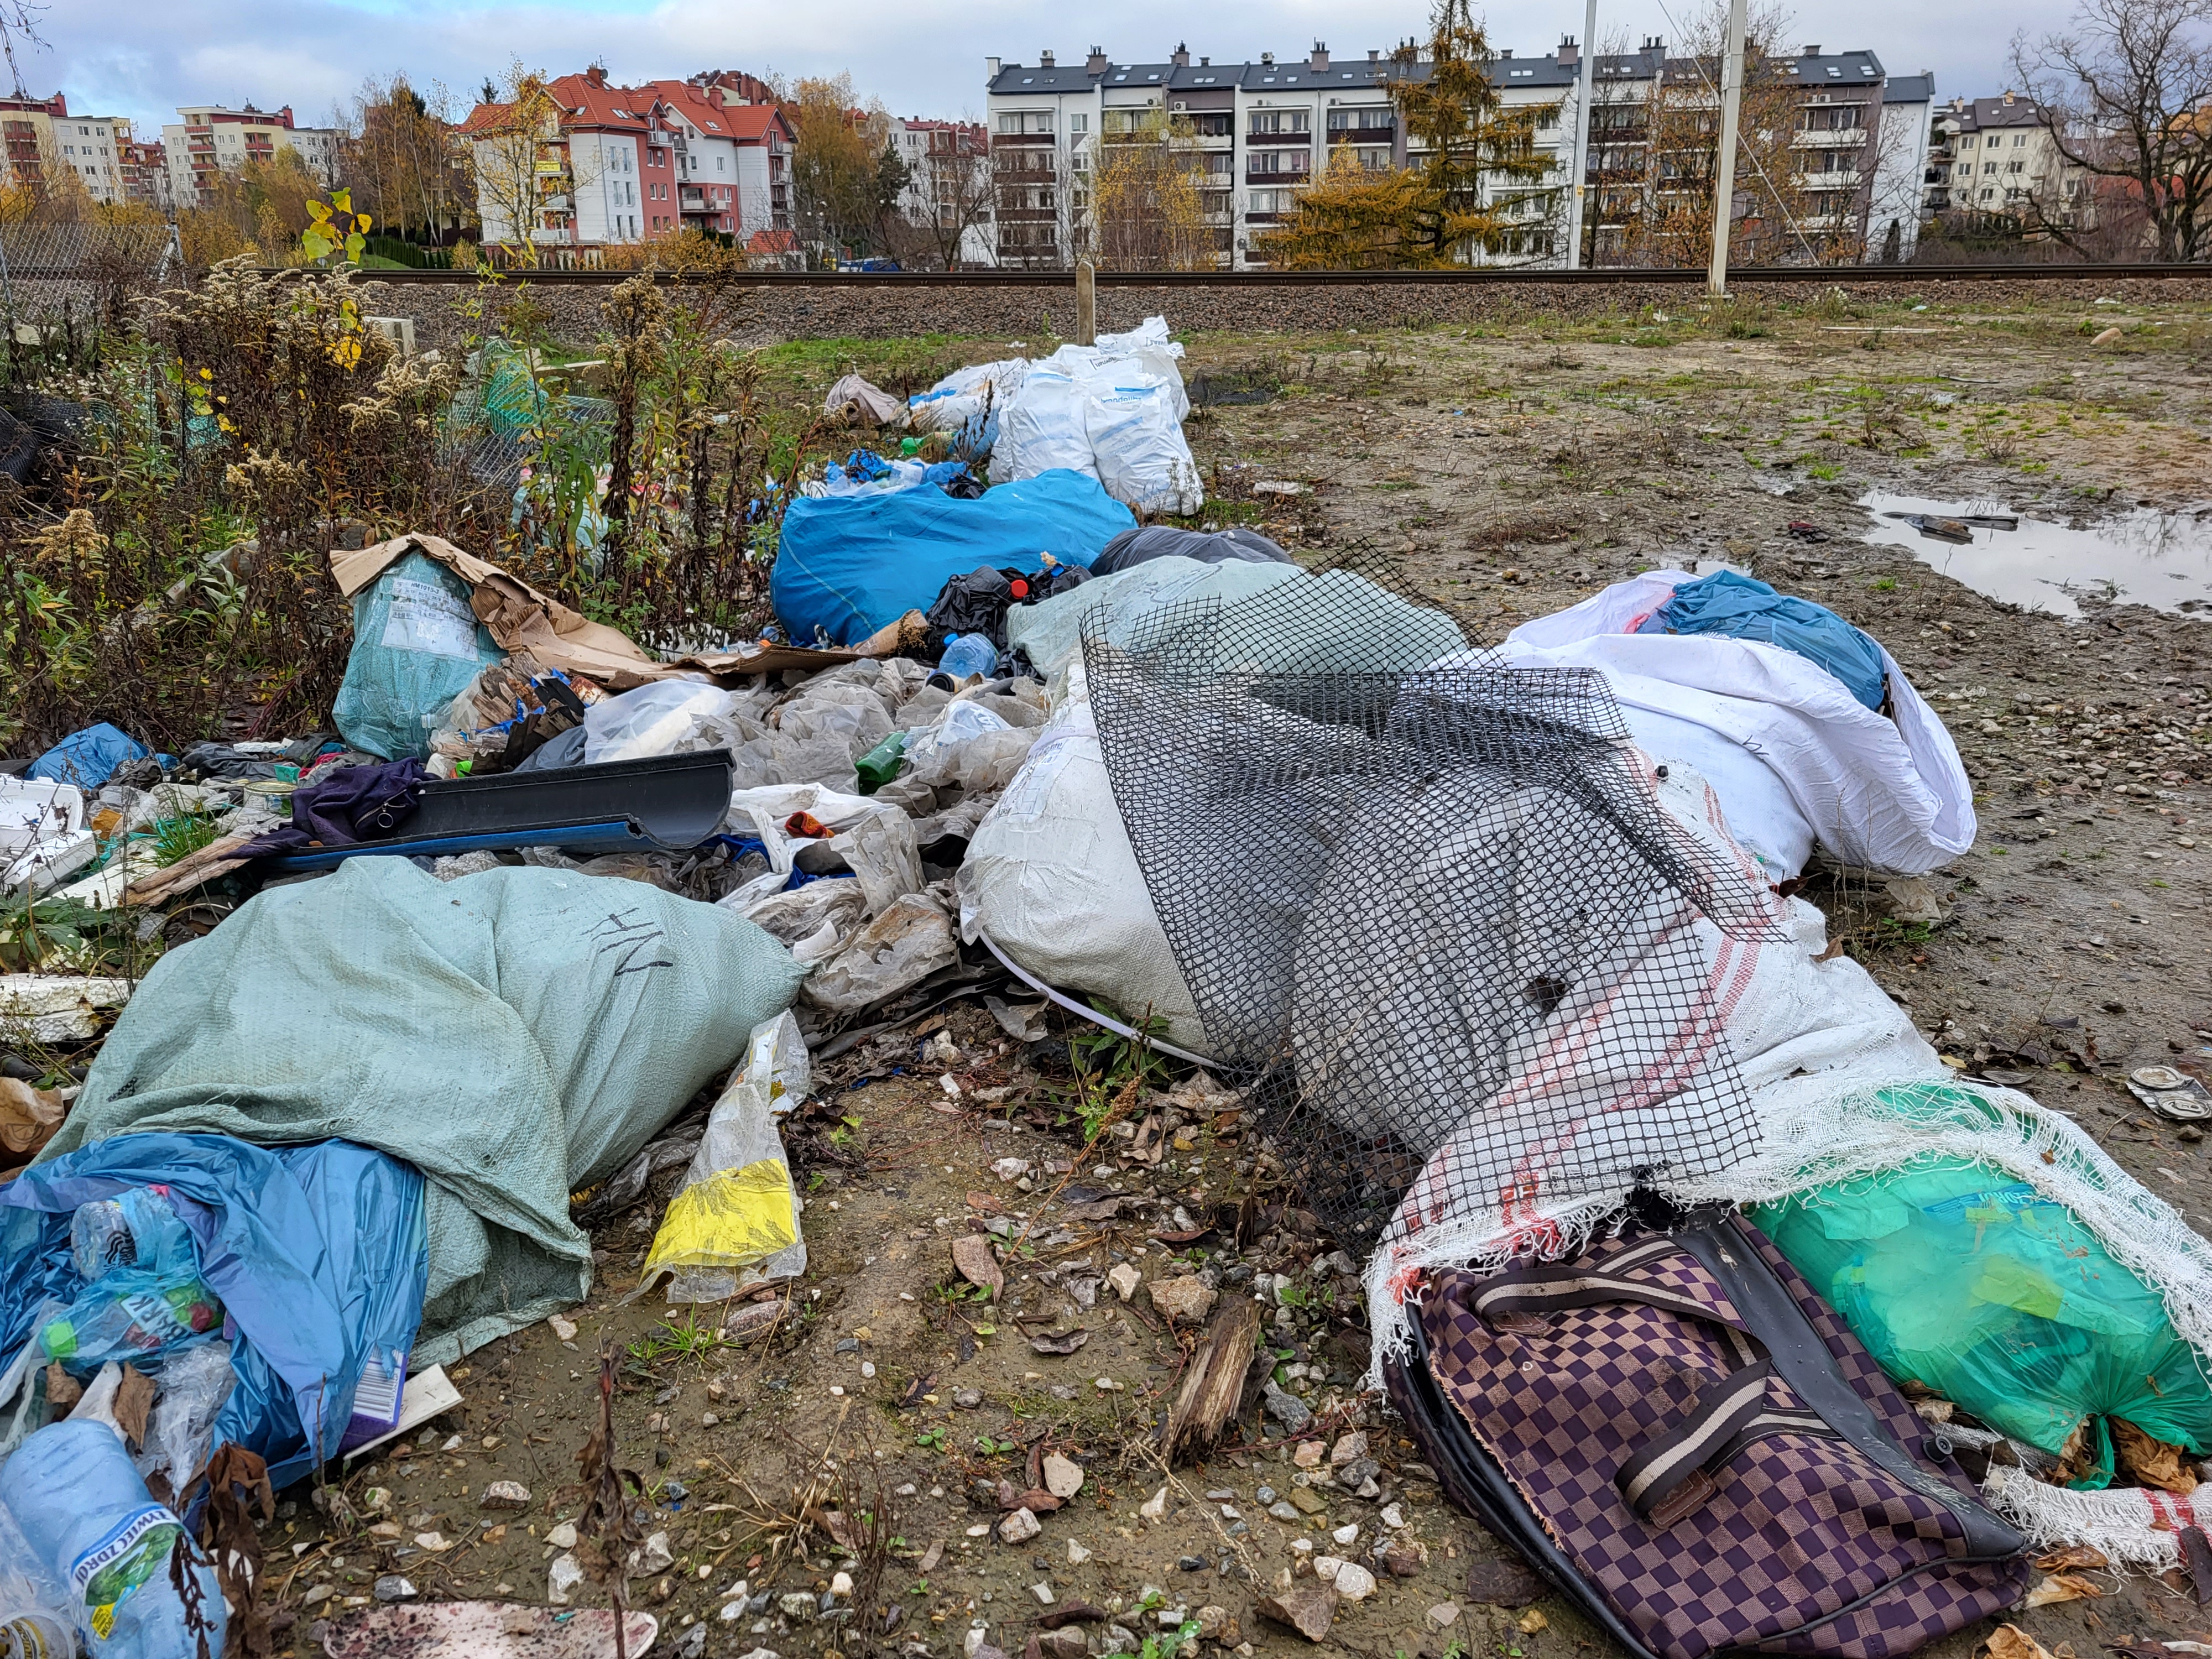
[48,0,2053,138]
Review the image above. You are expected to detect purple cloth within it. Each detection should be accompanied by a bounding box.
[239,759,426,860]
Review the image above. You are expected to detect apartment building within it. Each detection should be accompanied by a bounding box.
[646,79,795,242]
[891,117,993,265]
[1923,92,2087,226]
[0,93,145,207]
[463,67,793,254]
[120,138,174,212]
[987,39,1922,268]
[161,105,340,207]
[985,43,1567,270]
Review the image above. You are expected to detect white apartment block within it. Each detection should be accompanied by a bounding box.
[0,95,140,207]
[1923,92,2088,226]
[987,40,1927,268]
[49,112,131,205]
[161,105,340,208]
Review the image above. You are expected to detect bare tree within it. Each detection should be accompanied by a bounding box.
[904,127,995,269]
[469,62,598,267]
[2012,0,2212,261]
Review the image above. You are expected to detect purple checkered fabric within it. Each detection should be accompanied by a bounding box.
[1416,1223,2027,1659]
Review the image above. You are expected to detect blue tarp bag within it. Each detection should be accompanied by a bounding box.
[1636,570,1890,712]
[331,550,505,760]
[771,468,1135,646]
[28,724,148,789]
[0,1134,429,1490]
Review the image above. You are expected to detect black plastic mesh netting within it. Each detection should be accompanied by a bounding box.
[1081,560,1782,1249]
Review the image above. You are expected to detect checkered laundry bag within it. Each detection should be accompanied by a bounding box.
[1386,1209,2031,1659]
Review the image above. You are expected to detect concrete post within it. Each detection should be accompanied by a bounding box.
[1076,258,1097,345]
[1708,0,1750,295]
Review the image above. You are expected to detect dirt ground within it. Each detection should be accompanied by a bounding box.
[275,296,2212,1659]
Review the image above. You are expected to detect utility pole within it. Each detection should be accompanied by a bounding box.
[1564,0,1598,269]
[1707,0,1749,295]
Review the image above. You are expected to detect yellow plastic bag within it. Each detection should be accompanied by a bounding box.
[641,1157,799,1277]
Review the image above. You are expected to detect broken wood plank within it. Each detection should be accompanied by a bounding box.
[1160,1293,1262,1463]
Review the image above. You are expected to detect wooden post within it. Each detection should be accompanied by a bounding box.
[1076,258,1097,346]
[1708,0,1750,296]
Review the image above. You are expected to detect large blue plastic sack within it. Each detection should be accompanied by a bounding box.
[28,723,148,789]
[331,550,505,760]
[0,1134,427,1491]
[39,857,805,1365]
[1636,570,1889,712]
[772,468,1135,647]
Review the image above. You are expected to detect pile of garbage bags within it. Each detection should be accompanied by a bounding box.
[860,316,1204,518]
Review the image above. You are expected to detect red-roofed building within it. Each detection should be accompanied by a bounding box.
[464,65,793,254]
[648,79,794,242]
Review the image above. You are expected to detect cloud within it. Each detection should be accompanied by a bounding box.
[45,0,2052,138]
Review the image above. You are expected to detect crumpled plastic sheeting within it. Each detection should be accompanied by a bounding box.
[37,858,804,1365]
[801,886,960,1015]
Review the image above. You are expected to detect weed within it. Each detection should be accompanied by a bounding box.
[1140,1623,1202,1659]
[1871,577,1899,592]
[912,1426,947,1452]
[1807,462,1844,482]
[627,1310,738,1366]
[152,810,221,868]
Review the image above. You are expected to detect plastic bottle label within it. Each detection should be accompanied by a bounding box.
[67,1504,180,1641]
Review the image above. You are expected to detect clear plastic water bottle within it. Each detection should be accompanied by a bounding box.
[0,1419,226,1658]
[0,1501,70,1659]
[935,633,999,684]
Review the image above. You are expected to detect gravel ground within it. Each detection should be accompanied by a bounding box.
[354,270,2212,354]
[264,294,2212,1659]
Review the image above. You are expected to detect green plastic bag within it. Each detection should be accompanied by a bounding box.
[331,550,504,760]
[1756,1156,2212,1485]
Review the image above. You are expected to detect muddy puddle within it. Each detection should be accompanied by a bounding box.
[1859,491,2212,620]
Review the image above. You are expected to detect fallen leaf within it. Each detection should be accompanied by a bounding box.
[966,1191,1005,1214]
[1029,1328,1091,1357]
[951,1233,1003,1301]
[1015,1489,1062,1513]
[2025,1574,2103,1608]
[1981,1623,2058,1659]
[113,1365,158,1453]
[1518,1609,1548,1634]
[1060,1198,1125,1223]
[1128,1114,1165,1166]
[2115,1420,2200,1493]
[1464,1558,1545,1607]
[810,1507,856,1549]
[1037,1604,1109,1629]
[918,1538,944,1574]
[43,1361,81,1416]
[0,1078,62,1157]
[2035,1546,2110,1572]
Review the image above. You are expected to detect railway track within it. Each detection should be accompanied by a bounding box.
[342,262,2210,289]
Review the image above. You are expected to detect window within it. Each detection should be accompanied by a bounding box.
[2012,133,2027,147]
[1247,187,1293,212]
[1249,109,1310,134]
[1070,113,1088,133]
[2007,159,2023,173]
[996,111,1053,135]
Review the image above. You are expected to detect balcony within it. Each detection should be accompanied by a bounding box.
[1245,165,1311,185]
[680,186,706,210]
[1327,123,1396,145]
